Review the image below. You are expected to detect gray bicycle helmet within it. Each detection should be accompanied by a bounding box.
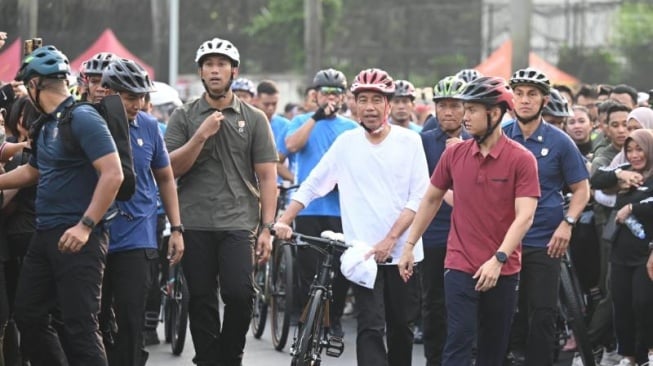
[232,78,257,96]
[83,52,116,76]
[457,76,514,111]
[455,69,482,83]
[101,58,156,94]
[509,67,551,95]
[432,76,467,102]
[543,89,573,117]
[313,68,347,89]
[393,80,417,100]
[15,45,70,82]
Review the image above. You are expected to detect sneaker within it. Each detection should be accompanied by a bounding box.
[505,350,525,366]
[563,335,578,352]
[601,349,624,366]
[616,358,636,366]
[571,353,584,366]
[143,329,160,346]
[645,352,653,366]
[412,324,423,345]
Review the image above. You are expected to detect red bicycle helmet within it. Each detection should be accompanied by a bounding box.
[457,76,514,111]
[350,68,395,96]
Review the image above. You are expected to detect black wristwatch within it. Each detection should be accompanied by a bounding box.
[648,241,653,253]
[495,251,508,264]
[80,216,96,230]
[563,215,577,227]
[170,224,185,234]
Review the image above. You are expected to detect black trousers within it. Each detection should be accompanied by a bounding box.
[510,247,560,366]
[101,248,156,366]
[182,230,255,366]
[295,216,349,323]
[611,262,653,363]
[4,232,33,366]
[14,227,108,366]
[420,246,447,366]
[354,265,420,366]
[143,214,167,332]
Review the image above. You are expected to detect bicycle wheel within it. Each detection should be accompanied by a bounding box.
[169,265,189,355]
[271,242,294,350]
[251,261,269,338]
[559,261,595,366]
[291,289,324,366]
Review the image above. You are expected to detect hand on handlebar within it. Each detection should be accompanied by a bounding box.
[365,237,395,264]
[272,222,293,240]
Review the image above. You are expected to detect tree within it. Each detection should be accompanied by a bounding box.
[612,1,653,89]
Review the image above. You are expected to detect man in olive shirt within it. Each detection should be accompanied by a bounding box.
[164,37,278,366]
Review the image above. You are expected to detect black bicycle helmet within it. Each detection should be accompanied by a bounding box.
[101,58,156,94]
[15,45,70,82]
[393,80,417,100]
[83,52,116,76]
[543,89,573,117]
[509,67,551,95]
[313,68,347,89]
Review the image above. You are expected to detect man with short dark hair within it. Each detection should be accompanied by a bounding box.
[609,84,638,109]
[257,80,293,182]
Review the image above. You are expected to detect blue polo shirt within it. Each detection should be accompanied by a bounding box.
[29,97,117,230]
[421,127,471,248]
[422,115,439,132]
[287,113,358,216]
[503,119,589,247]
[271,114,293,183]
[109,111,170,253]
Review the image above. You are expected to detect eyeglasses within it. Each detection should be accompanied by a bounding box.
[318,86,344,95]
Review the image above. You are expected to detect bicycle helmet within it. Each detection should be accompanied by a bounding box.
[543,89,573,117]
[457,76,514,111]
[195,38,240,67]
[313,68,347,89]
[231,78,257,96]
[455,69,482,83]
[101,58,156,94]
[432,76,467,102]
[509,67,551,95]
[83,52,116,76]
[350,68,395,96]
[15,45,70,82]
[393,80,417,100]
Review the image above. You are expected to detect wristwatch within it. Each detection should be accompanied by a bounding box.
[170,224,185,234]
[262,222,275,232]
[563,215,577,227]
[80,216,96,230]
[495,251,508,264]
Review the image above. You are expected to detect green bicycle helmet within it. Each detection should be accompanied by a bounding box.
[15,45,70,82]
[432,76,467,102]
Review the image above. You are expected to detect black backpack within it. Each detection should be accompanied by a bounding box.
[30,94,136,201]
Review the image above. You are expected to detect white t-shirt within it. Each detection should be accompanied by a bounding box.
[293,125,429,264]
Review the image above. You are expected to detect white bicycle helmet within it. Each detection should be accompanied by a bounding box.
[195,38,240,67]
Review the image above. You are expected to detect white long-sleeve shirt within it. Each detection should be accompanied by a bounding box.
[293,125,429,264]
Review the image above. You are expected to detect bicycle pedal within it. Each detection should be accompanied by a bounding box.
[325,336,344,357]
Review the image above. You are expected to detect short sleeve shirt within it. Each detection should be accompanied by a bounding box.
[431,135,540,275]
[165,94,278,230]
[29,97,117,230]
[503,120,589,247]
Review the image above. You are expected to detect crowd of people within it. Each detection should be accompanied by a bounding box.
[0,30,652,366]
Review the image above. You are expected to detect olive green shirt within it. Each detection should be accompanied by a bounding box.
[165,94,278,231]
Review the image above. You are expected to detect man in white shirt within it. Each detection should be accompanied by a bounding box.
[274,68,429,366]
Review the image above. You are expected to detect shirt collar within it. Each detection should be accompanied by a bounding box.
[198,92,242,114]
[508,118,548,142]
[52,96,75,119]
[471,133,509,159]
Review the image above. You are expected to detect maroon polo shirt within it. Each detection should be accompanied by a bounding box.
[431,134,540,276]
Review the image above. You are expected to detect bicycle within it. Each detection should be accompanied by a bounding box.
[251,183,299,344]
[275,231,349,366]
[270,184,300,350]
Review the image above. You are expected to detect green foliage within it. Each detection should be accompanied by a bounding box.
[557,46,621,85]
[612,1,653,89]
[245,0,343,72]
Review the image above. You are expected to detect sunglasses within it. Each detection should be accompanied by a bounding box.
[318,86,344,95]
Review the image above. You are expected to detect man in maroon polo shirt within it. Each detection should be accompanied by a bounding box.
[399,76,541,366]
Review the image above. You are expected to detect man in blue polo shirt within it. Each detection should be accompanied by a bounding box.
[256,80,294,183]
[284,68,358,337]
[503,68,590,366]
[418,74,469,366]
[99,58,184,366]
[6,45,124,366]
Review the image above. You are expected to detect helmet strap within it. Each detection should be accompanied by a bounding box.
[202,70,234,101]
[474,109,500,145]
[516,101,544,125]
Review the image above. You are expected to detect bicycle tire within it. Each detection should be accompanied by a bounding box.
[291,288,324,366]
[559,262,595,366]
[271,242,294,350]
[251,261,269,338]
[168,265,189,355]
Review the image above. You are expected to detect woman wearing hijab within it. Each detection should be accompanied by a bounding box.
[590,129,653,365]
